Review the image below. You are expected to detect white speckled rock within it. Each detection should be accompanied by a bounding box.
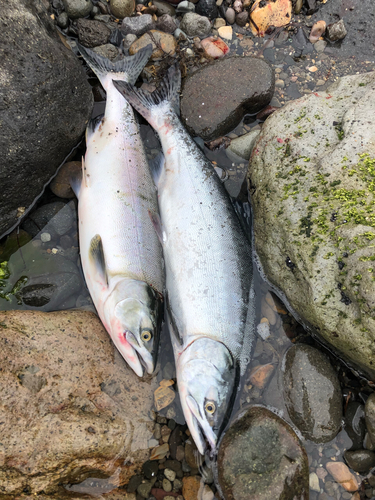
[248,71,375,378]
[179,12,211,37]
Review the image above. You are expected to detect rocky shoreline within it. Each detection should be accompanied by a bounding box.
[1,0,375,499]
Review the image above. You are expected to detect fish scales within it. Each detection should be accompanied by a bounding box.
[75,45,164,377]
[81,92,163,294]
[113,64,254,453]
[159,116,252,358]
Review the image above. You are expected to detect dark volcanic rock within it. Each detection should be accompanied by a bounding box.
[0,0,93,238]
[283,345,342,443]
[180,57,274,141]
[195,0,218,20]
[217,406,309,500]
[76,18,112,47]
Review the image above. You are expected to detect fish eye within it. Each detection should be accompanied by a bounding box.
[141,330,152,342]
[205,401,216,415]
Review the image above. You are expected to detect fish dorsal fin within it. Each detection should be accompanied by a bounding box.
[148,151,165,186]
[89,234,108,286]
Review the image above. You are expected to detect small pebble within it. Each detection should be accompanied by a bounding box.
[275,79,285,88]
[164,468,176,481]
[218,25,232,40]
[225,7,235,24]
[41,232,52,242]
[309,472,320,492]
[326,461,358,492]
[162,478,172,492]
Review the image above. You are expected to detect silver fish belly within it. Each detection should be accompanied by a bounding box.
[114,65,255,453]
[75,45,164,377]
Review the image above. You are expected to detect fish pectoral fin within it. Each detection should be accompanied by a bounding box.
[86,114,104,143]
[148,209,164,245]
[69,168,83,199]
[148,151,165,186]
[89,234,108,286]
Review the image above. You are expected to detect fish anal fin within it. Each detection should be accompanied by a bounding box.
[89,234,108,286]
[148,209,164,244]
[148,151,165,186]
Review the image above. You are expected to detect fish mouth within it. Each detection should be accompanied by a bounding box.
[189,413,218,458]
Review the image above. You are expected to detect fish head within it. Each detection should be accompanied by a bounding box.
[177,338,236,456]
[109,280,162,377]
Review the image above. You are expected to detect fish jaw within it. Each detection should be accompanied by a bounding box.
[101,278,163,377]
[176,338,236,456]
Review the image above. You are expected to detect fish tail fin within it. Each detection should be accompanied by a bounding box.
[113,63,181,128]
[77,43,153,90]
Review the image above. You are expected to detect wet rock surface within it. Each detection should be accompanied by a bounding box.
[217,406,309,500]
[0,0,93,238]
[0,309,158,496]
[181,57,274,141]
[283,345,342,443]
[248,71,375,378]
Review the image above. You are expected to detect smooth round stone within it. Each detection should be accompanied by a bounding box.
[179,12,211,36]
[180,56,274,141]
[123,33,138,48]
[176,1,195,13]
[162,478,172,492]
[56,11,69,28]
[235,10,248,26]
[142,460,159,479]
[154,0,176,15]
[283,345,342,443]
[225,7,235,24]
[110,0,135,18]
[137,481,152,499]
[121,14,154,35]
[217,406,309,500]
[62,0,93,19]
[344,450,375,473]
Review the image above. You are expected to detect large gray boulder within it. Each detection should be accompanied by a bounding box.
[0,310,158,496]
[0,0,93,238]
[248,71,375,379]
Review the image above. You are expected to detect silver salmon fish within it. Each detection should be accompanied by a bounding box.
[72,45,164,377]
[114,65,255,454]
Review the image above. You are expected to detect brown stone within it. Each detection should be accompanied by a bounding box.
[129,30,177,59]
[249,363,274,389]
[0,310,157,496]
[326,462,358,492]
[182,476,201,500]
[50,161,81,199]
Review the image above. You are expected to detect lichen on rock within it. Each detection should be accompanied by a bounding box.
[248,71,375,378]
